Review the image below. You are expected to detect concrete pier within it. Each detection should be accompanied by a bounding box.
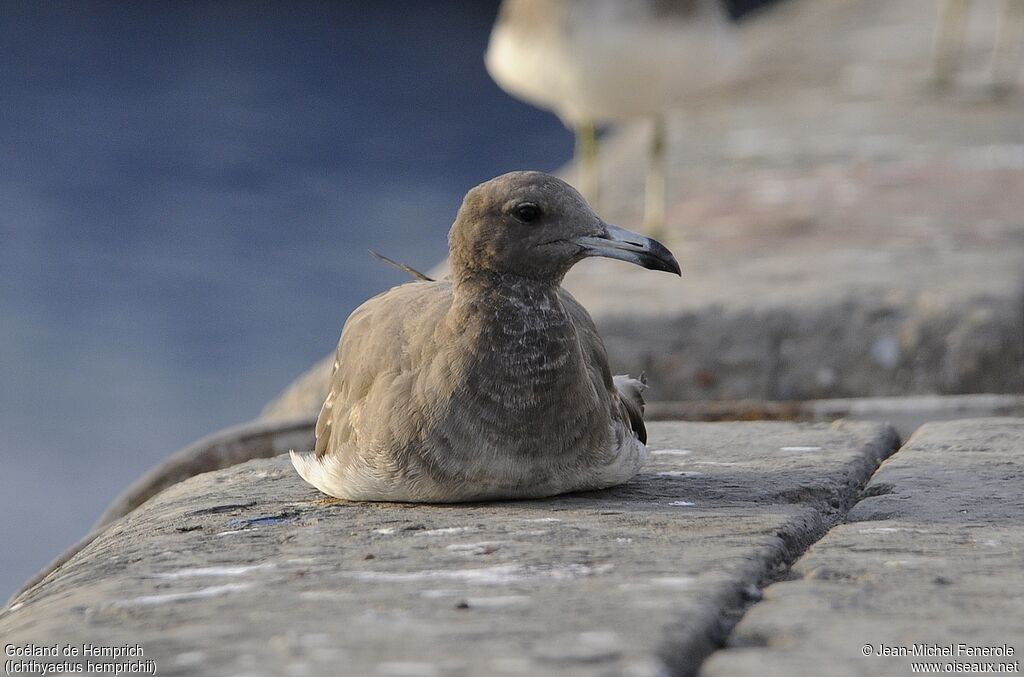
[2,421,897,676]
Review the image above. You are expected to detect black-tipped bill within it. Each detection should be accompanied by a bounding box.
[573,224,681,276]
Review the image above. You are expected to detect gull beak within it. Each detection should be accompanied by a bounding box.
[573,224,681,276]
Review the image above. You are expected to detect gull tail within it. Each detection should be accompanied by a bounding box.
[290,448,376,501]
[290,449,326,492]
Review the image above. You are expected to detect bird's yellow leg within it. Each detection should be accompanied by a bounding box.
[643,115,667,238]
[991,0,1024,97]
[575,119,601,209]
[932,0,968,91]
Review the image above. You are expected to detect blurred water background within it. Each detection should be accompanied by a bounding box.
[0,0,570,599]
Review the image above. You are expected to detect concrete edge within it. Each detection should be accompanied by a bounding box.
[4,415,316,610]
[647,394,1024,439]
[94,414,316,529]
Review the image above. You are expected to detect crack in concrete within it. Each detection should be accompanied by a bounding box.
[666,424,903,677]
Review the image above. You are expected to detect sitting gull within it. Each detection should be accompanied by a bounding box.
[291,171,680,502]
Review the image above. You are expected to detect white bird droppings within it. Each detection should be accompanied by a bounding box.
[347,563,611,585]
[445,542,502,554]
[113,583,253,607]
[651,449,693,456]
[152,563,275,579]
[669,501,696,507]
[417,526,479,536]
[651,577,695,589]
[463,595,531,608]
[780,446,822,452]
[861,526,933,535]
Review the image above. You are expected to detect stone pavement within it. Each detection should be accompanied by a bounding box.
[1,421,898,677]
[2,418,1020,676]
[702,418,1024,677]
[17,394,1018,611]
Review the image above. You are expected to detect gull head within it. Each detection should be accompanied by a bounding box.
[449,170,680,284]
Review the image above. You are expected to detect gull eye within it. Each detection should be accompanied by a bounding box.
[512,202,542,223]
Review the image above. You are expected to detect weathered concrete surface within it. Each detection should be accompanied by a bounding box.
[17,394,1015,607]
[20,394,1013,607]
[96,416,316,529]
[4,416,318,607]
[1,421,897,677]
[702,418,1024,677]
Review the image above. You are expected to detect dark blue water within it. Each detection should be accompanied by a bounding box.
[0,1,570,599]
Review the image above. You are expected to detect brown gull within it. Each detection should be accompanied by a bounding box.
[290,171,680,502]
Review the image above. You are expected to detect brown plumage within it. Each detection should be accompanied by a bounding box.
[291,171,679,502]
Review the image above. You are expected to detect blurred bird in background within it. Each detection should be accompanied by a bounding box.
[486,0,787,234]
[932,0,1024,95]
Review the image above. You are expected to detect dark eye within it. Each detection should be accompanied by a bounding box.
[512,202,542,223]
